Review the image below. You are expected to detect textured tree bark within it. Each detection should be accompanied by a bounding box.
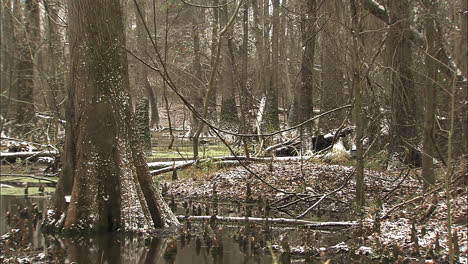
[43,0,178,233]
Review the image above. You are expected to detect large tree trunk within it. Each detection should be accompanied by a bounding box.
[43,0,179,233]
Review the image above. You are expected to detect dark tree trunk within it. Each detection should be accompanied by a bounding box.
[134,0,152,152]
[263,0,280,132]
[421,0,439,190]
[16,0,40,134]
[43,0,178,233]
[292,0,317,151]
[387,0,419,158]
[0,0,15,119]
[219,0,239,129]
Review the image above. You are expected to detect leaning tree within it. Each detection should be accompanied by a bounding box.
[43,0,179,232]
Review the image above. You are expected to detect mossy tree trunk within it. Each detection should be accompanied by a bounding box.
[43,0,178,233]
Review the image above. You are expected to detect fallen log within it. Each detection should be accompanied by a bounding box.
[0,174,58,185]
[0,151,58,159]
[148,156,314,175]
[176,215,357,229]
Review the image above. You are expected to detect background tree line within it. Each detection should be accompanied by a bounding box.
[1,0,466,190]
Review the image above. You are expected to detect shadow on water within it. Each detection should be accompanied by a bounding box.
[1,195,356,264]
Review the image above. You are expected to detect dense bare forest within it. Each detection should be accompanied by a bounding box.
[0,0,466,263]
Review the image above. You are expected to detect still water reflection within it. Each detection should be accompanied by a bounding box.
[1,195,279,263]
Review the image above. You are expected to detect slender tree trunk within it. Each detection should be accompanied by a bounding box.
[421,0,439,190]
[263,0,280,132]
[294,0,316,151]
[134,0,152,153]
[239,0,250,157]
[43,0,178,233]
[350,0,365,208]
[191,5,204,158]
[44,0,66,142]
[219,0,239,129]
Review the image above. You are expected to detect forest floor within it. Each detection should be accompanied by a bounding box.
[162,158,468,263]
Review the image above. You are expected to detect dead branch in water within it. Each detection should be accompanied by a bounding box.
[176,215,357,229]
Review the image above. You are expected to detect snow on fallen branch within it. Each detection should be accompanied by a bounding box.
[176,215,358,229]
[0,150,58,159]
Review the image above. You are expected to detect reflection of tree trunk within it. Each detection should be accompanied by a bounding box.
[144,237,167,264]
[43,0,178,233]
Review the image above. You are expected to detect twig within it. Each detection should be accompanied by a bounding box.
[295,169,355,219]
[382,168,411,201]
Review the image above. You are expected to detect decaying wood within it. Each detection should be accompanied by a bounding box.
[176,215,357,229]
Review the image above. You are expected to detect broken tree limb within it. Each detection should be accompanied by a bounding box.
[176,215,357,229]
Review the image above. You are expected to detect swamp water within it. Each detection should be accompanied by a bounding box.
[1,195,355,264]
